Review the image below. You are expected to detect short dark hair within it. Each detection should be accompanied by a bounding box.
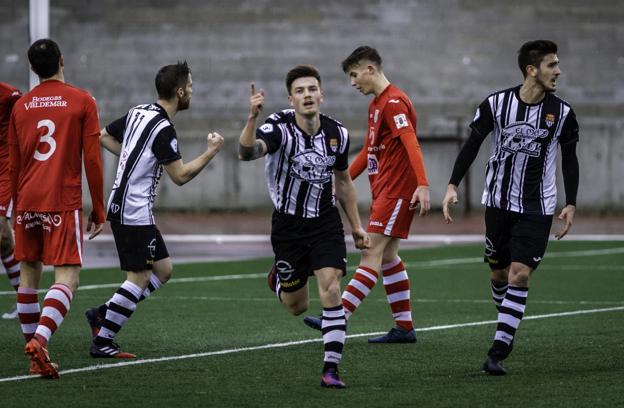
[155,61,191,99]
[28,38,62,79]
[518,40,558,78]
[285,65,321,95]
[341,46,382,73]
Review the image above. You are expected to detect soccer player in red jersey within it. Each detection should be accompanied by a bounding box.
[0,82,22,319]
[8,39,105,378]
[305,46,430,343]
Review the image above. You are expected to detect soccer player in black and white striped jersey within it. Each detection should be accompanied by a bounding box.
[442,40,579,375]
[86,62,224,358]
[239,65,370,388]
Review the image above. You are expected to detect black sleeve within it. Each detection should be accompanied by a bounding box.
[255,117,283,154]
[448,128,488,186]
[335,135,350,171]
[469,98,495,138]
[105,114,128,142]
[559,108,580,146]
[152,126,182,165]
[561,141,579,206]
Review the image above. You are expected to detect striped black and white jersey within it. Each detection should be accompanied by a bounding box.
[105,103,181,225]
[256,109,349,218]
[471,85,579,215]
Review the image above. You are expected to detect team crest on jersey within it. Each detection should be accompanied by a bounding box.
[393,113,408,129]
[329,138,338,152]
[367,154,379,175]
[259,123,274,134]
[501,122,549,157]
[545,113,556,128]
[170,139,178,153]
[373,109,380,123]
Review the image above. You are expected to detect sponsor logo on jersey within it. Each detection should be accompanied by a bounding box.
[393,113,408,129]
[367,154,379,175]
[369,220,384,227]
[289,150,335,183]
[16,212,62,232]
[388,99,400,104]
[373,109,380,123]
[501,122,549,157]
[367,144,386,152]
[147,238,157,258]
[329,138,338,152]
[368,128,375,144]
[484,237,496,257]
[259,123,274,133]
[545,113,556,128]
[23,95,67,111]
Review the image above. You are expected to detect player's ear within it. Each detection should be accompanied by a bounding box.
[288,95,294,107]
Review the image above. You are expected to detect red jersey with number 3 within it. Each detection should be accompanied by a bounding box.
[8,80,104,218]
[366,84,419,199]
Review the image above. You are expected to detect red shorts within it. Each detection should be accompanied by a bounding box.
[0,174,12,218]
[367,196,415,239]
[14,210,83,266]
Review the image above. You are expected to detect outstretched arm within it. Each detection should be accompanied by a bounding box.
[239,83,268,161]
[164,133,224,186]
[334,169,370,250]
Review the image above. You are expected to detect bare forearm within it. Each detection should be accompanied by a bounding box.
[336,178,363,232]
[177,149,219,185]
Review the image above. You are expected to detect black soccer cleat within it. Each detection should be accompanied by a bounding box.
[368,327,417,343]
[90,340,136,359]
[321,367,346,389]
[482,356,506,375]
[303,315,322,331]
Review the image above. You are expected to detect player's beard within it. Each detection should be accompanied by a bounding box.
[177,93,191,111]
[536,74,556,93]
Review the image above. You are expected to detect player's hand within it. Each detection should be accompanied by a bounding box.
[555,204,575,240]
[206,132,224,152]
[86,212,104,240]
[410,185,430,217]
[249,83,265,118]
[442,184,459,224]
[352,227,370,250]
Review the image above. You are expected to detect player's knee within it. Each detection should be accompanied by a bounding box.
[285,299,308,316]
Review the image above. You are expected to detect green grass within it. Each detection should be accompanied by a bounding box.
[0,241,623,407]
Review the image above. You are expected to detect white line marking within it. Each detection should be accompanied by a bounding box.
[1,246,623,296]
[2,305,622,383]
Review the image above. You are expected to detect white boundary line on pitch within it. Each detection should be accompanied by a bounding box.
[1,305,622,383]
[1,246,623,296]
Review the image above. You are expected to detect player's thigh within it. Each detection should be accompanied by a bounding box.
[484,206,513,270]
[510,213,553,271]
[111,222,166,272]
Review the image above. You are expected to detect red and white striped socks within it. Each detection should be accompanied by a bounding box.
[2,252,20,290]
[381,257,414,331]
[341,266,378,319]
[17,287,40,342]
[34,283,73,347]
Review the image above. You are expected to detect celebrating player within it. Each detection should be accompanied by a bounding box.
[238,65,369,388]
[442,40,580,375]
[9,39,106,378]
[86,61,224,359]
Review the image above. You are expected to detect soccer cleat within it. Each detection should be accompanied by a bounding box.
[90,340,136,359]
[368,326,417,343]
[267,264,278,292]
[303,315,322,331]
[482,356,506,375]
[85,307,104,337]
[24,338,60,379]
[29,360,59,376]
[321,368,346,389]
[2,303,18,319]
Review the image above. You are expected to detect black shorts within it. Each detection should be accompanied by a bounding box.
[484,206,553,270]
[110,222,169,271]
[271,208,347,293]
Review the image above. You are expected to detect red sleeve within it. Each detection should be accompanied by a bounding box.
[348,145,367,180]
[382,99,415,138]
[399,131,429,186]
[8,112,20,207]
[82,96,105,223]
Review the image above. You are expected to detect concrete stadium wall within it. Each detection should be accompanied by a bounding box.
[2,0,623,211]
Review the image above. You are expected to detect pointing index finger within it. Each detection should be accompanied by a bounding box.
[251,83,256,95]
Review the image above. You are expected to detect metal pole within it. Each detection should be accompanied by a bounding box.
[29,0,50,90]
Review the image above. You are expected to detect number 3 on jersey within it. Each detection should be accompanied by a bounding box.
[34,119,57,161]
